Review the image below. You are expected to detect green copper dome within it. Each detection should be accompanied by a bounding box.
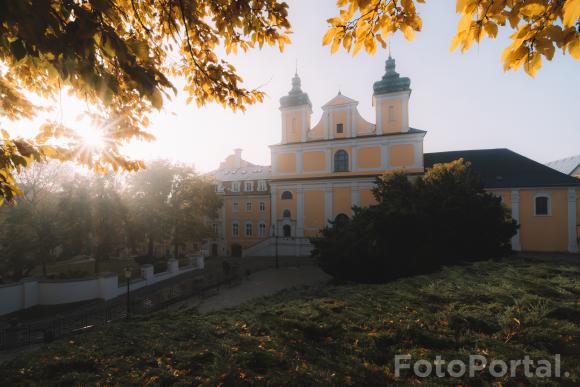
[373,56,411,95]
[280,73,312,108]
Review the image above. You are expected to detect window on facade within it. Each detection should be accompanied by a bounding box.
[257,180,267,191]
[283,209,291,218]
[335,213,349,223]
[291,117,296,133]
[283,224,291,237]
[281,191,293,200]
[258,223,266,237]
[232,223,239,238]
[233,201,239,212]
[388,105,395,122]
[259,201,266,212]
[534,195,550,216]
[212,224,218,234]
[245,222,253,237]
[336,123,343,133]
[244,181,253,192]
[231,182,240,192]
[334,150,349,172]
[245,201,252,212]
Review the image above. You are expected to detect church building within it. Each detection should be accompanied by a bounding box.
[208,56,580,257]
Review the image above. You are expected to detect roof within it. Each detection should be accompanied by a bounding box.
[546,155,580,176]
[207,156,271,182]
[424,148,580,189]
[373,56,411,95]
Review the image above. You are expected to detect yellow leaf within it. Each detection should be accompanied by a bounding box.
[402,25,415,41]
[562,0,580,28]
[484,22,498,39]
[520,3,546,18]
[331,36,341,54]
[449,33,462,52]
[524,52,542,77]
[322,28,336,46]
[569,38,580,59]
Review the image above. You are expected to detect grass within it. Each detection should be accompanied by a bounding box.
[2,257,579,386]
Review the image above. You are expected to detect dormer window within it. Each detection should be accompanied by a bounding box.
[257,180,267,191]
[244,181,253,192]
[336,123,343,133]
[231,182,241,192]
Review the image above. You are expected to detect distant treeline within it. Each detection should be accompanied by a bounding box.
[0,160,222,282]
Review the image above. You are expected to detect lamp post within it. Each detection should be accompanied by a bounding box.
[124,267,132,319]
[271,224,279,269]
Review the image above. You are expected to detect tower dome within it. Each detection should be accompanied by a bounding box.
[280,73,312,108]
[373,56,411,95]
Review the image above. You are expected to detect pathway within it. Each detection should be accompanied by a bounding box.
[171,265,331,314]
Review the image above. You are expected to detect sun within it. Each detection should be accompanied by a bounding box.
[78,128,106,150]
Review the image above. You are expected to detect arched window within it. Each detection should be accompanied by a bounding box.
[283,209,291,218]
[283,224,292,237]
[334,150,349,172]
[281,191,293,200]
[334,213,349,223]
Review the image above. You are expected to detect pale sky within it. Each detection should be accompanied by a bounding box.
[5,0,580,172]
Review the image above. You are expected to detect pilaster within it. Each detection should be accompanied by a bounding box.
[511,190,521,251]
[568,189,578,253]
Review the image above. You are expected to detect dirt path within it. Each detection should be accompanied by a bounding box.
[170,265,331,314]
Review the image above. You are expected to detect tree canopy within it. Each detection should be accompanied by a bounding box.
[0,1,578,204]
[312,159,518,283]
[0,0,291,202]
[324,0,579,77]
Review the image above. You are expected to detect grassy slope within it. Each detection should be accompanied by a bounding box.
[2,257,579,386]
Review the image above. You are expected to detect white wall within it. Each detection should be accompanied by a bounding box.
[0,256,204,316]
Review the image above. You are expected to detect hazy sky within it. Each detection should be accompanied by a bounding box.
[7,1,580,172]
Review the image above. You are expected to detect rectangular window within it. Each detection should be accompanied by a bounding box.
[534,195,550,216]
[232,223,239,238]
[257,180,267,191]
[259,201,265,212]
[231,182,241,192]
[215,184,224,193]
[244,181,253,192]
[336,123,343,133]
[245,223,253,237]
[233,201,239,212]
[245,201,252,212]
[259,223,266,237]
[212,224,218,234]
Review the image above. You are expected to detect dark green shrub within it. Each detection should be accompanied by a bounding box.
[311,159,517,283]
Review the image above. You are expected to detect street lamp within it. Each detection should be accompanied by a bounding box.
[124,267,132,319]
[271,224,279,269]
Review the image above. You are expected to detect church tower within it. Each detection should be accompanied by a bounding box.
[279,73,312,144]
[372,56,411,134]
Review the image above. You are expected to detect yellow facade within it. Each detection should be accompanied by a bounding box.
[379,99,403,133]
[389,144,415,167]
[210,58,579,257]
[357,146,381,169]
[277,153,296,174]
[303,151,326,172]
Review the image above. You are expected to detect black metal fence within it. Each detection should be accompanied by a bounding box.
[0,256,317,351]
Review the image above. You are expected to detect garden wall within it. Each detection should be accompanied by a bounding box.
[0,256,204,316]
